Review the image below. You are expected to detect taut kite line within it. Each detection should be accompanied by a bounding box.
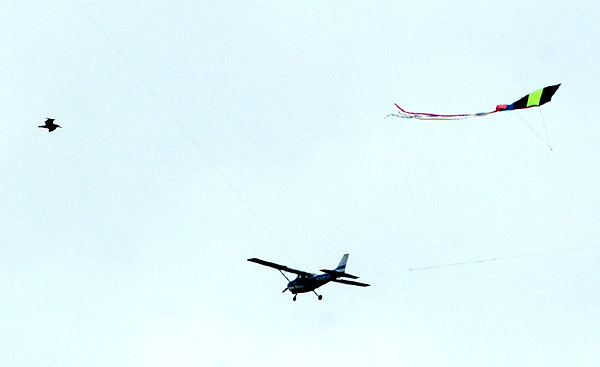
[388,84,561,121]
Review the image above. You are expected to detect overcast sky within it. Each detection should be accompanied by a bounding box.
[1,1,599,366]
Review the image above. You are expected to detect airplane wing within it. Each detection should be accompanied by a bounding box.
[247,258,312,276]
[331,279,371,287]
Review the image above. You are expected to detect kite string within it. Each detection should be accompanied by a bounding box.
[73,0,293,261]
[539,108,553,151]
[409,257,497,271]
[549,150,596,248]
[408,244,600,271]
[515,110,553,151]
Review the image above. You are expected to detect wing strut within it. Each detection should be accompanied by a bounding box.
[278,270,290,293]
[278,270,290,281]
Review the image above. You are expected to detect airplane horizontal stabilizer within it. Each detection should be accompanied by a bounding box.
[320,269,359,279]
[332,279,370,287]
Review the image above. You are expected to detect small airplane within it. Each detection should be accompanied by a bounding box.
[247,254,370,301]
[38,118,61,132]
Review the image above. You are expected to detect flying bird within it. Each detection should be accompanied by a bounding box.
[38,118,61,132]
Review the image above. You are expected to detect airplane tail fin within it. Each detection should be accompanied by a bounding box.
[320,254,359,279]
[335,254,349,273]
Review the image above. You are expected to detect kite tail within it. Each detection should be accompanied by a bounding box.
[389,103,496,121]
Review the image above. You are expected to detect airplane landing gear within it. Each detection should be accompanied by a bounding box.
[293,294,297,301]
[313,290,323,300]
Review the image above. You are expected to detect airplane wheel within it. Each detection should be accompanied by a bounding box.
[318,295,323,300]
[293,295,297,301]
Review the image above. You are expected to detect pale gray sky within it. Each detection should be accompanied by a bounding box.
[1,1,599,366]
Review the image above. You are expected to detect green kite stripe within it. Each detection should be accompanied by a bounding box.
[527,87,544,107]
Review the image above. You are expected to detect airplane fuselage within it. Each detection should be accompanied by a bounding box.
[287,273,333,294]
